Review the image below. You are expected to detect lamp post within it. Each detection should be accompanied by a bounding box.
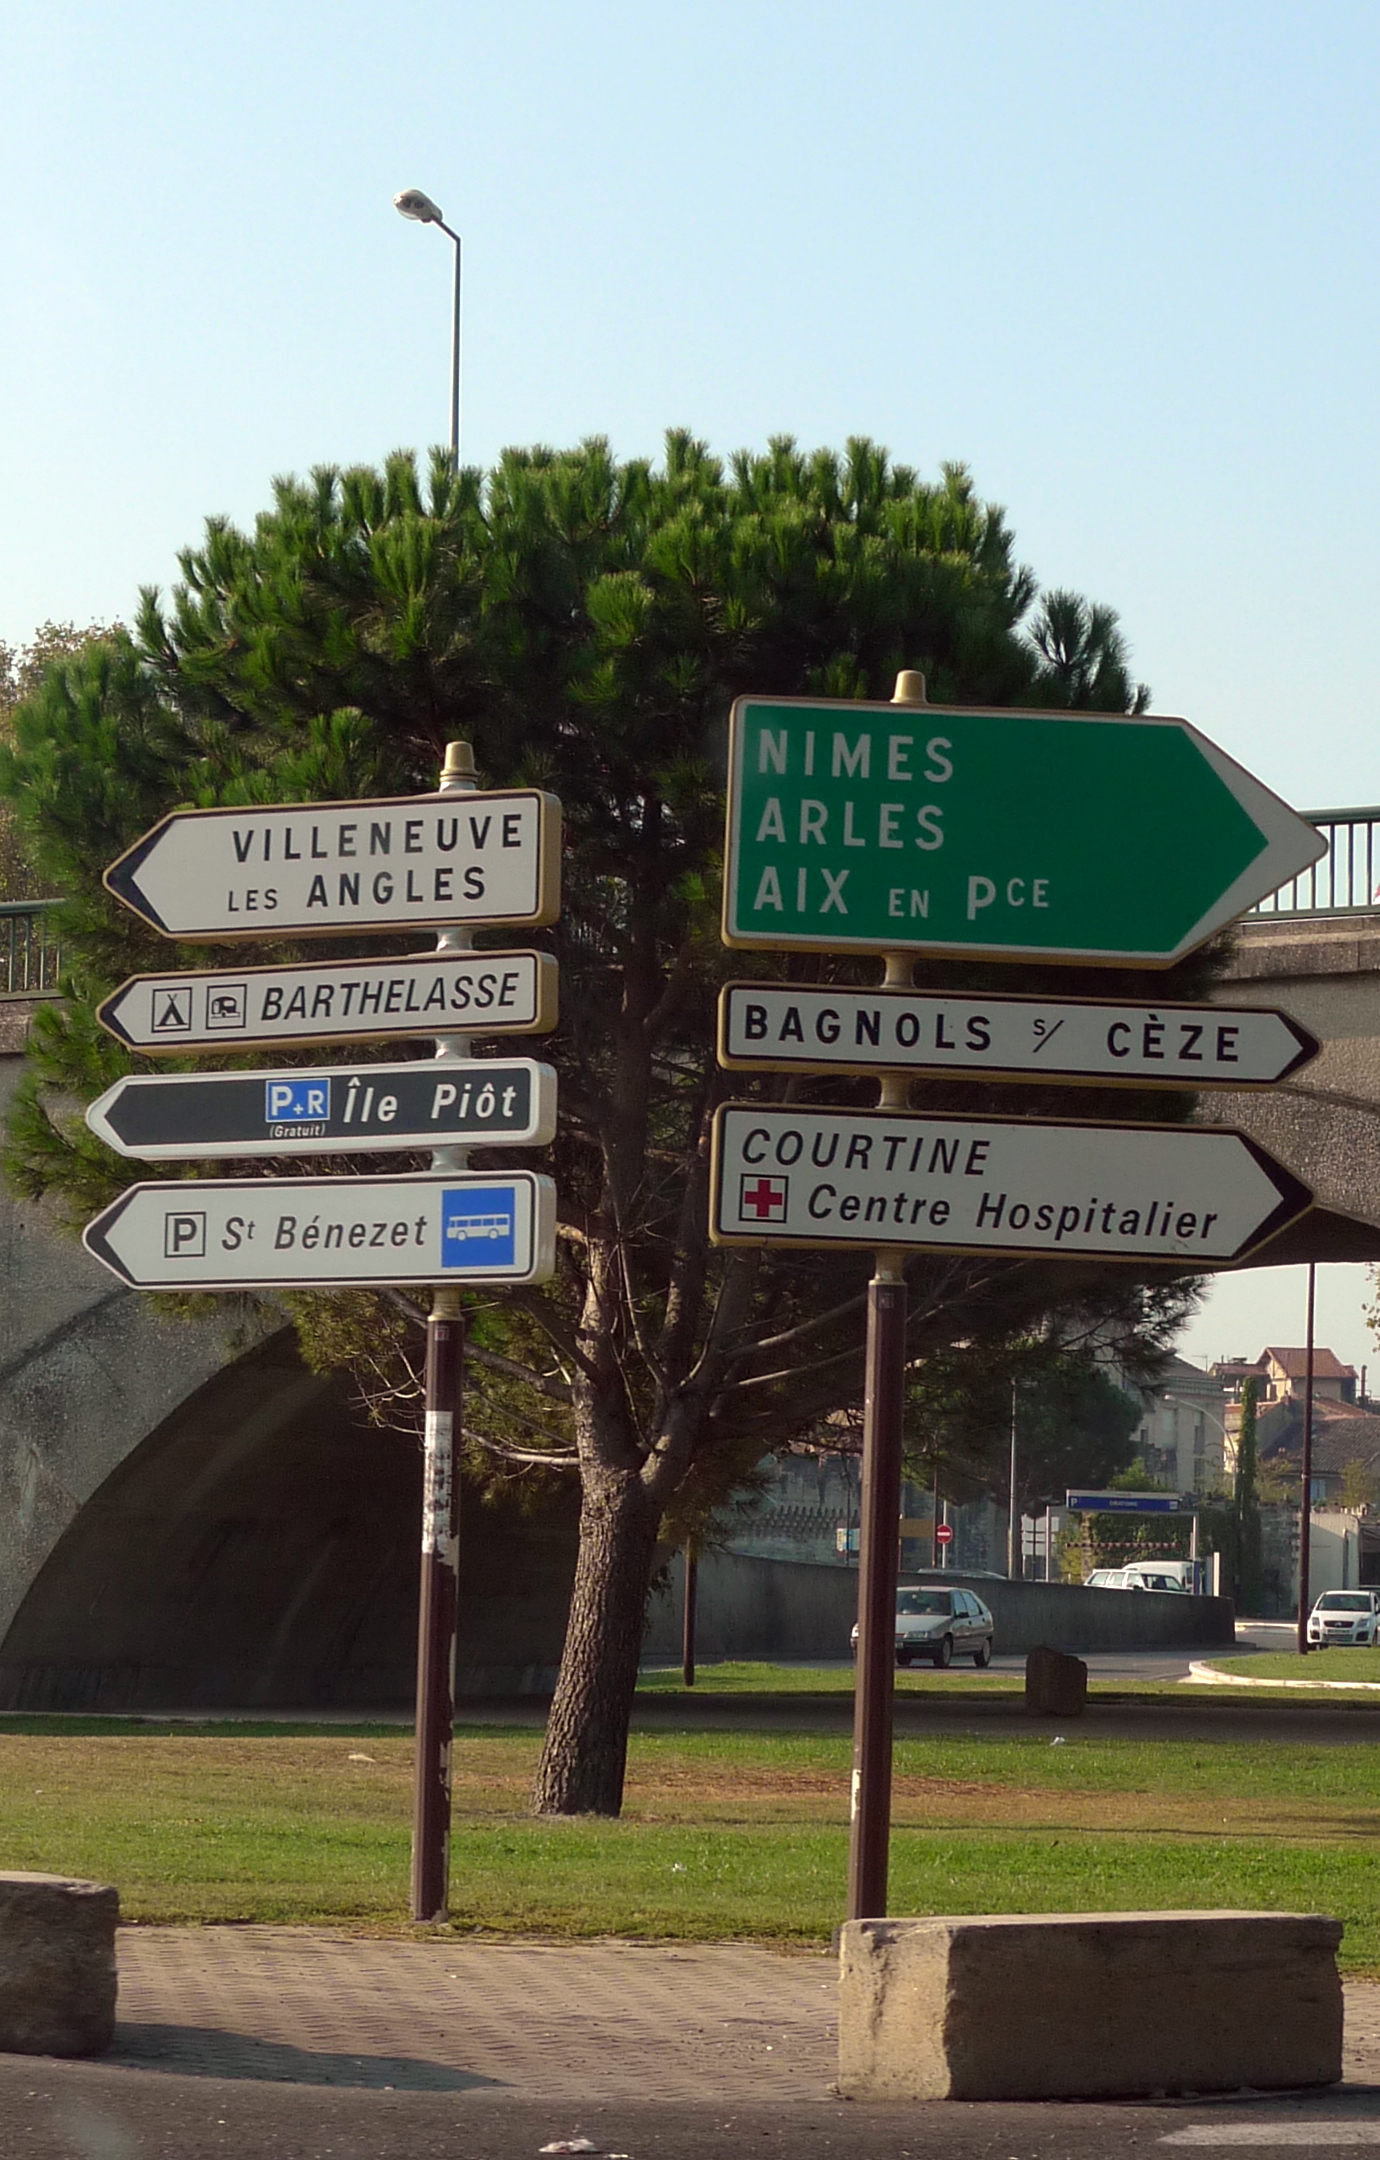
[394,188,462,468]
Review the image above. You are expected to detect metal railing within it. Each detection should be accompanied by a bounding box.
[1252,808,1380,918]
[0,900,63,999]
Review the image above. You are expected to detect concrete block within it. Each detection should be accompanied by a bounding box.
[0,1872,119,2055]
[837,1911,1343,2100]
[1024,1644,1087,1717]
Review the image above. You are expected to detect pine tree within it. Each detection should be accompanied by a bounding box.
[1234,1376,1264,1613]
[1,436,1216,1815]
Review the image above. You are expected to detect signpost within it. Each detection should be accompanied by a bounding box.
[97,950,558,1055]
[103,789,561,939]
[87,1058,557,1160]
[715,671,1323,1930]
[722,693,1325,964]
[718,984,1318,1089]
[94,742,566,1930]
[82,1168,557,1291]
[710,1104,1310,1266]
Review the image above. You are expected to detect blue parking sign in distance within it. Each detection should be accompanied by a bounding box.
[264,1079,331,1123]
[442,1187,517,1269]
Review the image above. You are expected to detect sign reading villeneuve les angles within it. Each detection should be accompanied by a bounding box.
[104,790,561,939]
[722,696,1325,965]
[710,1105,1309,1266]
[97,950,558,1055]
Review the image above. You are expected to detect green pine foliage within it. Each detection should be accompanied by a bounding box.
[0,435,1210,1813]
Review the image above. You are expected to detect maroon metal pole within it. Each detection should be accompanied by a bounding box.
[410,737,477,1923]
[1297,1263,1316,1656]
[847,1266,907,1921]
[412,1288,463,1920]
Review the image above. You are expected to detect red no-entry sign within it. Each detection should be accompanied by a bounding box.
[935,1523,954,1546]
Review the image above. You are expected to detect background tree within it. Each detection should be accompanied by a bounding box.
[0,622,120,899]
[1233,1376,1264,1612]
[1340,1458,1379,1513]
[902,1340,1145,1518]
[0,435,1215,1816]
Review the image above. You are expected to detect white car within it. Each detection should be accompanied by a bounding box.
[1307,1591,1380,1646]
[851,1587,995,1669]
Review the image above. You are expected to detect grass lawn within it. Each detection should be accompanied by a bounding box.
[1210,1649,1380,1683]
[3,1715,1380,1964]
[638,1660,1020,1693]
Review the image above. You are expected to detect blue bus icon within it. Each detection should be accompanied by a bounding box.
[265,1079,330,1123]
[442,1188,517,1269]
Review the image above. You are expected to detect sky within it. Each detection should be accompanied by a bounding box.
[2,0,1378,1373]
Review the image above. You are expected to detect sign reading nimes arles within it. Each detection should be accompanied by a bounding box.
[722,694,1320,964]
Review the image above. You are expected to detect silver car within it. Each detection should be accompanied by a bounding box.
[1307,1590,1380,1646]
[852,1586,996,1669]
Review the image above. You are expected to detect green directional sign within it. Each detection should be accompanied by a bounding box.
[722,695,1325,966]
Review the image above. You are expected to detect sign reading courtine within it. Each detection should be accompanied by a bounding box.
[105,791,561,939]
[722,695,1325,965]
[710,1104,1309,1265]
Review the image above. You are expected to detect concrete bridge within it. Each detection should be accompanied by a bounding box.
[2,806,1379,1710]
[1207,906,1380,1265]
[0,1013,576,1710]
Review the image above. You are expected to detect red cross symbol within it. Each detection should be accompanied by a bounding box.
[740,1174,787,1221]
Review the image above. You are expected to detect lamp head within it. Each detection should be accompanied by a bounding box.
[394,188,445,225]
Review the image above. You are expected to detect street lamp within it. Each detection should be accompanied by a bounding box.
[393,188,461,468]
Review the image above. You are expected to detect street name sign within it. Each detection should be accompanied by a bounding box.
[86,1058,557,1161]
[718,984,1318,1089]
[722,695,1325,965]
[710,1103,1310,1264]
[104,790,561,940]
[83,1170,557,1290]
[97,949,559,1055]
[1066,1491,1187,1514]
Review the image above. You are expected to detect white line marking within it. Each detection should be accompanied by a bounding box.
[1162,2124,1380,2145]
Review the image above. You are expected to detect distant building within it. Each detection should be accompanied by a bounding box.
[1212,1346,1358,1408]
[1258,1347,1357,1406]
[1131,1355,1229,1492]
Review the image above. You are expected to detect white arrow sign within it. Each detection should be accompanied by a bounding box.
[97,950,558,1055]
[710,1105,1310,1264]
[718,984,1318,1089]
[83,1170,556,1290]
[104,791,561,939]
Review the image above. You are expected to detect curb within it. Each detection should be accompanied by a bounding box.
[1186,1659,1380,1692]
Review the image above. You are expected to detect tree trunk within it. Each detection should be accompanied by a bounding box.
[531,1461,663,1816]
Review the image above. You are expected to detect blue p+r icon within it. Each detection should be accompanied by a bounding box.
[265,1080,331,1123]
[441,1188,517,1269]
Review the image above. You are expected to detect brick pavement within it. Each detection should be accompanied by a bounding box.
[97,1927,1380,2102]
[109,1930,840,2099]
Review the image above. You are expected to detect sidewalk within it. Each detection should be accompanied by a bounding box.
[101,1925,1380,2096]
[108,1928,838,2100]
[4,1930,1380,2160]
